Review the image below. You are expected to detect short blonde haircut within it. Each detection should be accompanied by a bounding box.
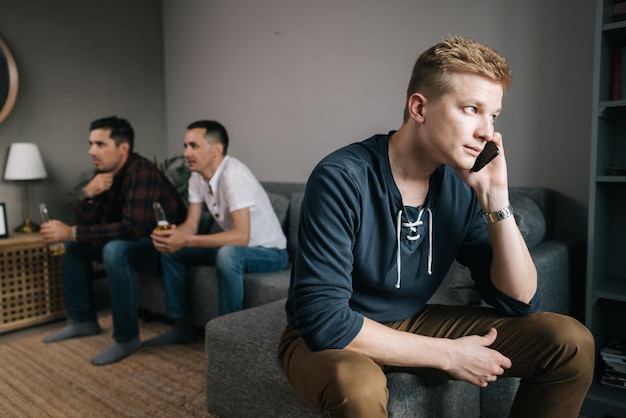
[403,36,512,122]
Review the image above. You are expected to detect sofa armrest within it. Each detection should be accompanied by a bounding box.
[529,239,575,315]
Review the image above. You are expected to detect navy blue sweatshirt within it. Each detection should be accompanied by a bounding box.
[286,134,538,351]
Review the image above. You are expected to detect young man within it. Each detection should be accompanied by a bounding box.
[278,36,594,417]
[146,120,287,346]
[40,116,187,366]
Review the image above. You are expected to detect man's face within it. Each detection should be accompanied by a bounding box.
[420,72,503,170]
[183,128,222,176]
[88,128,129,173]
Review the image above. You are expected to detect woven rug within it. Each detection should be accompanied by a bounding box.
[0,315,219,417]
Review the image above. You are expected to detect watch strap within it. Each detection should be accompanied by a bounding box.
[482,205,514,225]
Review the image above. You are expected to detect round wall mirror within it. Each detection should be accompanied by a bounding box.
[0,36,19,124]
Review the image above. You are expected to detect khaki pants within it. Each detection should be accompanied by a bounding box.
[278,305,594,418]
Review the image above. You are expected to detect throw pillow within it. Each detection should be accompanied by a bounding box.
[509,194,546,248]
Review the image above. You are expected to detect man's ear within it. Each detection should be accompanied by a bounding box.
[213,142,224,156]
[408,93,426,123]
[118,141,130,154]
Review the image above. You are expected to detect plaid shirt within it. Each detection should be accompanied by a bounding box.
[74,153,187,246]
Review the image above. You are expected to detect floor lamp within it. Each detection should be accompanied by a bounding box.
[3,142,48,233]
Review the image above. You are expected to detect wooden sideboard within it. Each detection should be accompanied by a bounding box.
[0,233,65,333]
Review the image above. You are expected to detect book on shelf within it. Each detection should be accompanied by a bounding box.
[601,339,626,360]
[601,351,626,364]
[614,0,626,22]
[600,339,626,390]
[603,360,626,374]
[609,45,626,100]
[605,166,626,176]
[601,364,626,390]
[610,47,621,100]
[601,374,626,389]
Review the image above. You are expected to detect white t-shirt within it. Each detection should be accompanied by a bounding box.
[187,156,286,249]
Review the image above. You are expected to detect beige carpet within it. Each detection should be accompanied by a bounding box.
[0,315,219,417]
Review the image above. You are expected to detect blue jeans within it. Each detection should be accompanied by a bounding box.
[62,238,161,342]
[161,246,288,316]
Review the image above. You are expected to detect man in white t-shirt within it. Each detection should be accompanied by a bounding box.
[146,120,288,346]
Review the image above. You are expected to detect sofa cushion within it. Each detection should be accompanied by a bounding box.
[386,373,479,417]
[206,299,481,418]
[268,192,290,230]
[510,194,545,248]
[427,261,482,306]
[206,299,319,418]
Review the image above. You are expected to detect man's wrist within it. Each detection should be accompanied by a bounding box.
[80,188,93,200]
[482,205,514,225]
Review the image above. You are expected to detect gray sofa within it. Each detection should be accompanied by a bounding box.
[137,182,306,327]
[200,184,575,418]
[137,182,574,417]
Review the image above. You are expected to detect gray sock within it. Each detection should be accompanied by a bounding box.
[142,319,196,347]
[91,337,141,366]
[43,321,101,343]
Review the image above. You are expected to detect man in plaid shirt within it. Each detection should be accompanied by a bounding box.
[40,116,187,366]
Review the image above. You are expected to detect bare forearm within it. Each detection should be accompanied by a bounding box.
[346,317,449,369]
[487,217,536,302]
[346,317,511,388]
[477,188,537,303]
[186,229,250,248]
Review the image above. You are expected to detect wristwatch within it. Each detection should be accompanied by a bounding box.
[482,205,514,225]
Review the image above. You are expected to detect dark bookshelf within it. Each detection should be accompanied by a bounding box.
[583,1,626,417]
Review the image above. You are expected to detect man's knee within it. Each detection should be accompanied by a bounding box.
[160,251,179,266]
[321,353,388,416]
[531,313,595,377]
[539,313,593,352]
[102,240,128,261]
[215,246,241,271]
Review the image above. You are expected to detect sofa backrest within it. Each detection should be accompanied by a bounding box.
[509,187,554,247]
[261,182,306,261]
[201,183,552,264]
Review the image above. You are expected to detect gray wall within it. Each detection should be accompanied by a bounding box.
[0,0,166,227]
[162,0,596,243]
[0,0,596,246]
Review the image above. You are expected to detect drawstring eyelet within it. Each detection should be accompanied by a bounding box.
[395,207,433,289]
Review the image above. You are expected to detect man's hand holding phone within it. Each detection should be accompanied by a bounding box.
[458,134,509,195]
[471,141,500,172]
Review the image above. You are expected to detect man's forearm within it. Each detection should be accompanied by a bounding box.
[185,229,250,248]
[486,216,537,303]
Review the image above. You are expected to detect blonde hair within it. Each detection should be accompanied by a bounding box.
[403,36,512,122]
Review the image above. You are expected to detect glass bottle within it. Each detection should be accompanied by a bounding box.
[39,203,66,256]
[153,202,172,231]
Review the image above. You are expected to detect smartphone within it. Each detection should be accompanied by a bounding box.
[470,141,500,172]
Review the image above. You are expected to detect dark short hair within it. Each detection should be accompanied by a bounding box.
[186,120,229,155]
[90,116,135,152]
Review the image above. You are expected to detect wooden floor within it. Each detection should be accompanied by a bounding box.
[0,314,595,418]
[0,312,100,343]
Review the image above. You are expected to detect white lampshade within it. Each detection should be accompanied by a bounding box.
[4,142,47,180]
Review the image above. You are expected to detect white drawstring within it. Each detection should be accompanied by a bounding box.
[395,211,403,288]
[425,208,433,275]
[395,207,433,288]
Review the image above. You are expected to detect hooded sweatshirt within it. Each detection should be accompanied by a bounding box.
[285,133,538,351]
